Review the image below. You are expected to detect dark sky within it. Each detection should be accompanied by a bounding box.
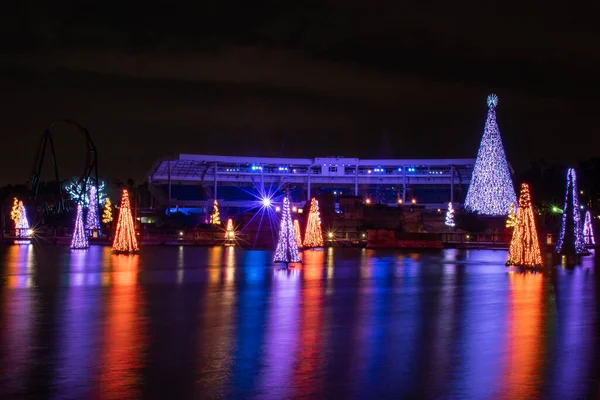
[1,1,599,185]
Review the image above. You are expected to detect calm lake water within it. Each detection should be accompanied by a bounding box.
[0,245,597,399]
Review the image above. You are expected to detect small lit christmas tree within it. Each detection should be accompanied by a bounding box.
[273,195,301,263]
[293,219,303,247]
[210,199,221,225]
[85,185,101,234]
[506,183,543,268]
[464,94,517,215]
[303,197,324,248]
[112,189,139,253]
[555,168,587,255]
[11,197,30,238]
[583,210,595,246]
[102,198,113,224]
[225,218,235,239]
[506,202,517,228]
[71,203,89,249]
[445,202,456,227]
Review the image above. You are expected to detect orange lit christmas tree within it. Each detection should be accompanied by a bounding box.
[293,219,303,248]
[112,189,139,253]
[225,218,235,239]
[506,183,543,268]
[303,197,324,248]
[210,200,221,225]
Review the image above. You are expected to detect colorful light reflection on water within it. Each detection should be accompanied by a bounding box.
[0,246,597,398]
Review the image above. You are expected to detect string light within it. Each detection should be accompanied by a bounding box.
[555,168,587,255]
[11,197,30,238]
[71,203,89,249]
[464,94,517,215]
[225,218,235,239]
[85,185,101,234]
[445,202,455,227]
[506,202,517,228]
[112,189,139,253]
[506,183,543,268]
[303,197,324,248]
[273,195,301,263]
[102,198,113,224]
[210,200,221,225]
[293,219,303,248]
[583,210,595,245]
[64,178,106,206]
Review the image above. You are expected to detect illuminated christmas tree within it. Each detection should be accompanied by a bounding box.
[102,198,113,224]
[112,189,139,253]
[71,203,89,249]
[273,195,301,263]
[11,198,30,238]
[303,197,324,248]
[293,219,303,247]
[506,202,517,228]
[583,210,595,246]
[85,185,101,234]
[506,183,542,267]
[464,94,517,215]
[225,218,235,240]
[555,168,587,255]
[210,199,221,225]
[445,202,455,227]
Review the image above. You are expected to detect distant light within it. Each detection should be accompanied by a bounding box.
[298,208,303,214]
[367,169,372,174]
[327,232,334,238]
[275,206,281,212]
[179,231,184,236]
[398,168,402,172]
[26,229,33,237]
[466,234,470,240]
[292,206,298,212]
[398,199,403,204]
[361,233,366,238]
[365,198,371,204]
[411,198,417,204]
[580,205,584,210]
[333,191,337,195]
[580,190,584,194]
[437,208,441,212]
[261,197,272,207]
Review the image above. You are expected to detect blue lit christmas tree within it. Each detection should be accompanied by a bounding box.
[464,94,517,215]
[71,203,89,249]
[555,168,587,255]
[85,185,101,235]
[273,195,301,264]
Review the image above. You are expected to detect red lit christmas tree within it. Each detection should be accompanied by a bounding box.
[303,197,324,248]
[506,183,543,268]
[112,189,139,253]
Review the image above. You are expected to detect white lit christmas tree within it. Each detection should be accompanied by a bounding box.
[555,168,587,255]
[583,210,595,246]
[273,195,301,264]
[85,185,101,234]
[464,94,517,215]
[71,203,89,249]
[445,202,455,227]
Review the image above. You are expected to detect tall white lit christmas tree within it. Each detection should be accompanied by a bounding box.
[85,185,101,235]
[445,202,455,227]
[71,203,89,249]
[583,210,595,246]
[555,168,587,255]
[464,94,517,215]
[273,195,301,264]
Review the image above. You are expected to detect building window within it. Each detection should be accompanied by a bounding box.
[329,166,337,172]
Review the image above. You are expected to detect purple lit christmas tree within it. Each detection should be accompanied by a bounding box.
[464,94,517,215]
[71,203,89,249]
[85,185,101,235]
[583,210,595,246]
[555,168,587,255]
[273,195,301,264]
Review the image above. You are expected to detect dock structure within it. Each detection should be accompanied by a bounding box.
[147,154,475,211]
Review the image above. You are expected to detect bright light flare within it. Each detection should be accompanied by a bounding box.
[261,197,272,207]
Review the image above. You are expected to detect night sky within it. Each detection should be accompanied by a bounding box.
[1,2,599,185]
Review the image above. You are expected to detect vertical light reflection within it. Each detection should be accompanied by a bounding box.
[176,245,184,284]
[194,247,237,398]
[499,271,544,399]
[54,247,104,398]
[293,250,325,396]
[325,247,334,294]
[97,254,146,399]
[257,268,300,398]
[0,245,37,396]
[207,246,224,286]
